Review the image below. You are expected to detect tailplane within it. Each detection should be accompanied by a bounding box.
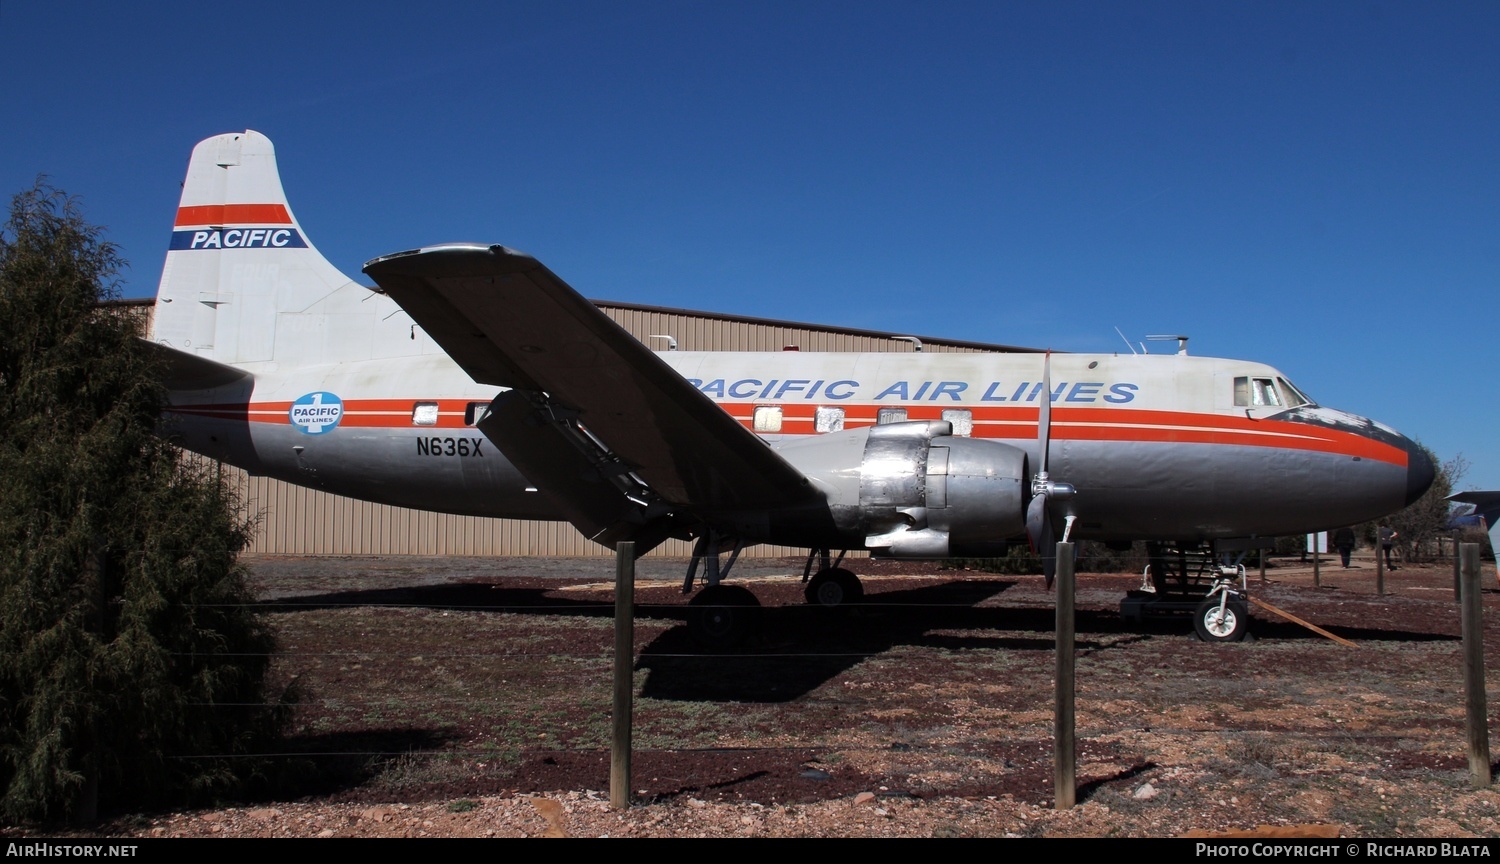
[149,130,361,365]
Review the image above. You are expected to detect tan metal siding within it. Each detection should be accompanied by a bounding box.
[227,462,808,558]
[598,307,991,354]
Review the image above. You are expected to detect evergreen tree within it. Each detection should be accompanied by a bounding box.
[0,182,286,822]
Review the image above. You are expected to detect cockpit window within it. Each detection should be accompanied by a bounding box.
[1234,376,1313,410]
[1233,377,1282,408]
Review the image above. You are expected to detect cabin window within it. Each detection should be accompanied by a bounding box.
[753,405,783,433]
[465,402,490,426]
[942,408,973,437]
[815,406,845,433]
[412,402,440,426]
[1233,377,1282,408]
[876,407,908,425]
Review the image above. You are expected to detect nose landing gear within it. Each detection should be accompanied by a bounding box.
[1122,543,1255,642]
[1194,580,1250,643]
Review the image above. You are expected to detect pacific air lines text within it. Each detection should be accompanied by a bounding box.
[685,379,1140,404]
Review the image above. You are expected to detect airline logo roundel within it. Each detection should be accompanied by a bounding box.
[289,392,344,435]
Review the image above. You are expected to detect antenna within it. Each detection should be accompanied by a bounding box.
[1114,327,1138,355]
[1145,334,1190,355]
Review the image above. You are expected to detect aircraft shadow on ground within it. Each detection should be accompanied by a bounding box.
[261,579,1459,705]
[633,583,1177,702]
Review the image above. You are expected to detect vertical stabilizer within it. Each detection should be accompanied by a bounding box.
[150,130,359,364]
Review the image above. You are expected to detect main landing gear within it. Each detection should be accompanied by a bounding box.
[687,584,760,649]
[801,549,864,609]
[680,540,869,648]
[682,532,760,649]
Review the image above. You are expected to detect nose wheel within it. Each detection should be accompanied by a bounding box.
[1194,596,1250,642]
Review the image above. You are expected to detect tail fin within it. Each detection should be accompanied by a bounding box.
[149,130,359,364]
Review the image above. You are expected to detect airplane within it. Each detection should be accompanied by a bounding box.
[148,130,1435,644]
[1448,491,1500,582]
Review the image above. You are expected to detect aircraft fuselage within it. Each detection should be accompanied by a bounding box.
[164,347,1428,547]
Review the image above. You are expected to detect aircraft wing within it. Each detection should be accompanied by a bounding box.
[363,244,819,520]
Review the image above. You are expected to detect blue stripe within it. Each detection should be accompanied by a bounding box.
[169,228,307,251]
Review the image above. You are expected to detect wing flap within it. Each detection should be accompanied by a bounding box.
[364,244,818,513]
[478,389,682,552]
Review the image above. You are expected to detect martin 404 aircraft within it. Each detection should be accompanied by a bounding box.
[149,130,1434,643]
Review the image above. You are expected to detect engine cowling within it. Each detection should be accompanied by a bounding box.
[771,420,1028,557]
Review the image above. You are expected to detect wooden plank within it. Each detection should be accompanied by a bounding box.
[1247,596,1359,648]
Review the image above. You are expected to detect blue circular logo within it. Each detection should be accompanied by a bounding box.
[289,392,344,435]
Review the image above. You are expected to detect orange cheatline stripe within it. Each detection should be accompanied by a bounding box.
[167,399,480,431]
[339,415,469,429]
[174,204,293,227]
[728,405,1406,466]
[166,399,1410,466]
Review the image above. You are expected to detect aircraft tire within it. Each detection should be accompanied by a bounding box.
[1193,597,1250,643]
[688,585,760,649]
[804,567,864,609]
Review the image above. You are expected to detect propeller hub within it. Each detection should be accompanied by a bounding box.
[1031,479,1076,500]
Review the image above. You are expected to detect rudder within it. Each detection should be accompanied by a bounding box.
[150,130,357,364]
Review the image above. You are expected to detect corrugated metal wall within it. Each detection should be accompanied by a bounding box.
[596,305,1006,354]
[141,299,1024,557]
[230,465,811,557]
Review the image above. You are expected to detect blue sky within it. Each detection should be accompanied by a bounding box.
[3,1,1497,491]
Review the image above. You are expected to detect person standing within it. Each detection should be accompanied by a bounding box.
[1378,524,1399,570]
[1333,526,1356,568]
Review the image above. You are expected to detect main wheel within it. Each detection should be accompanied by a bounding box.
[688,585,760,649]
[1194,597,1250,642]
[804,567,864,608]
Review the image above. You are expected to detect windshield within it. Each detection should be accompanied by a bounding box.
[1234,375,1313,409]
[1277,377,1312,407]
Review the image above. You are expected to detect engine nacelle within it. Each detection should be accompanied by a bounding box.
[772,420,1028,557]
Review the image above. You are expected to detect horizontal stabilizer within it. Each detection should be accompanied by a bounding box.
[140,338,253,390]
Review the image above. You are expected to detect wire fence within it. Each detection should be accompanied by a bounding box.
[137,552,1500,807]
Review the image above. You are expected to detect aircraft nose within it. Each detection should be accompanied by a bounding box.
[1403,437,1435,507]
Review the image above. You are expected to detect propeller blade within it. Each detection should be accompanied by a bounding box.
[1036,351,1052,476]
[1026,493,1047,549]
[1025,493,1058,588]
[1029,351,1060,588]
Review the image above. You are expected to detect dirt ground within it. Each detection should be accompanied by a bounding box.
[19,551,1500,838]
